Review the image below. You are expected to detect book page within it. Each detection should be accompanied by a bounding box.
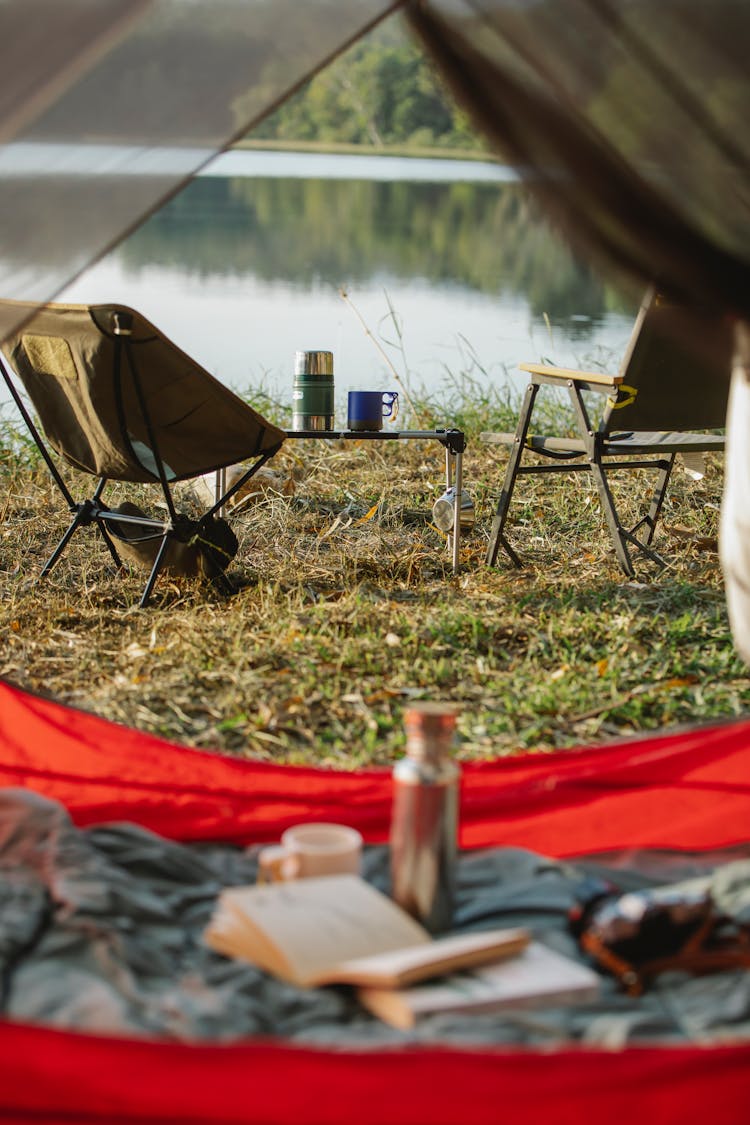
[358,941,601,1028]
[319,926,530,989]
[208,875,430,986]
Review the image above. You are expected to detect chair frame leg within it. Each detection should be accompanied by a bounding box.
[40,515,87,578]
[485,382,538,568]
[139,535,171,609]
[41,480,124,578]
[567,381,637,577]
[630,456,675,548]
[558,382,671,576]
[588,456,672,572]
[133,444,283,607]
[37,449,281,606]
[484,375,678,578]
[587,457,637,577]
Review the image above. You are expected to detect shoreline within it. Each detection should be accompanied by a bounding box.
[232,137,494,164]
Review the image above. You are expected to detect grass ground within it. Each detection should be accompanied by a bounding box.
[1,380,746,769]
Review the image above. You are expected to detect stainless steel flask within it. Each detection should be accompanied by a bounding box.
[292,349,334,431]
[390,702,460,933]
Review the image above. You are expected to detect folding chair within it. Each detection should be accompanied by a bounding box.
[482,288,733,577]
[0,299,285,606]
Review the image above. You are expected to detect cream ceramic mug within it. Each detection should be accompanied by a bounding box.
[257,822,363,883]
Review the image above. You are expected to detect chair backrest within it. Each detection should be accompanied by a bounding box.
[0,299,285,483]
[609,287,734,432]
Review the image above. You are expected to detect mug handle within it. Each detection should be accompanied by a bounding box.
[257,845,301,883]
[382,391,399,422]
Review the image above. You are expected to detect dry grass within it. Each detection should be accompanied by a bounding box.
[1,404,747,768]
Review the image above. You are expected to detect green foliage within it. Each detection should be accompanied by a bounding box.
[252,20,483,152]
[0,410,43,475]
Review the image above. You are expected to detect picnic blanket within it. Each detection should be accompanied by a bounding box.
[4,786,750,1049]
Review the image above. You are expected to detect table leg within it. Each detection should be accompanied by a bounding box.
[452,450,462,575]
[215,468,227,517]
[444,444,462,575]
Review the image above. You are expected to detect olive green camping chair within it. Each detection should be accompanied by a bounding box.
[0,299,285,606]
[482,288,733,577]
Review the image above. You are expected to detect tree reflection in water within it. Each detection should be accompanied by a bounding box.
[58,159,636,404]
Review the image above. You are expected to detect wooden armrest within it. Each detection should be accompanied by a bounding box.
[519,362,622,387]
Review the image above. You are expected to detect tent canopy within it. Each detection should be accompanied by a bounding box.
[407,0,750,317]
[0,0,402,330]
[1,6,750,1120]
[0,0,749,342]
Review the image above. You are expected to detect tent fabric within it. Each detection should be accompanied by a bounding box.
[1,677,750,1123]
[407,0,750,319]
[0,0,402,328]
[722,331,750,666]
[3,678,750,855]
[0,1,748,327]
[1,3,750,1120]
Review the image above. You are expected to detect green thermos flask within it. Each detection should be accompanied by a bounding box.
[292,350,335,431]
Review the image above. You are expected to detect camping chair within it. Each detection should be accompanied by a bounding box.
[482,287,733,577]
[0,299,285,606]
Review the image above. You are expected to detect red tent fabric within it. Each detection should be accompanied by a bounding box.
[1,676,750,1123]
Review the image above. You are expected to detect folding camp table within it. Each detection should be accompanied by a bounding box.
[215,428,468,574]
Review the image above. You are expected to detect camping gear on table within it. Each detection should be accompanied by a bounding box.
[0,299,285,607]
[390,702,461,933]
[346,389,399,432]
[282,427,469,574]
[292,349,335,432]
[482,287,732,577]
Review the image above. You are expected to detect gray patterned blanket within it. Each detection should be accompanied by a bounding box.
[2,787,750,1047]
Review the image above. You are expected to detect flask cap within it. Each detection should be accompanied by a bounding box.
[294,349,333,377]
[403,702,458,760]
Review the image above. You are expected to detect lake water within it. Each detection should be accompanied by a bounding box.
[36,151,636,420]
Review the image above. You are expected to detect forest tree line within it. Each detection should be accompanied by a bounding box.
[251,20,483,152]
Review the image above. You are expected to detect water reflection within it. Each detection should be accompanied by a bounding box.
[123,174,615,325]
[52,156,636,408]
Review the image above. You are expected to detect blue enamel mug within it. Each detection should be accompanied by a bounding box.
[347,390,399,432]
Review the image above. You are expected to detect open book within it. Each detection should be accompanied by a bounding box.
[204,873,529,989]
[358,941,602,1029]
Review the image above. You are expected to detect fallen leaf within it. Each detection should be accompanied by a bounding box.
[664,524,718,551]
[354,502,380,526]
[364,688,406,704]
[659,675,700,690]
